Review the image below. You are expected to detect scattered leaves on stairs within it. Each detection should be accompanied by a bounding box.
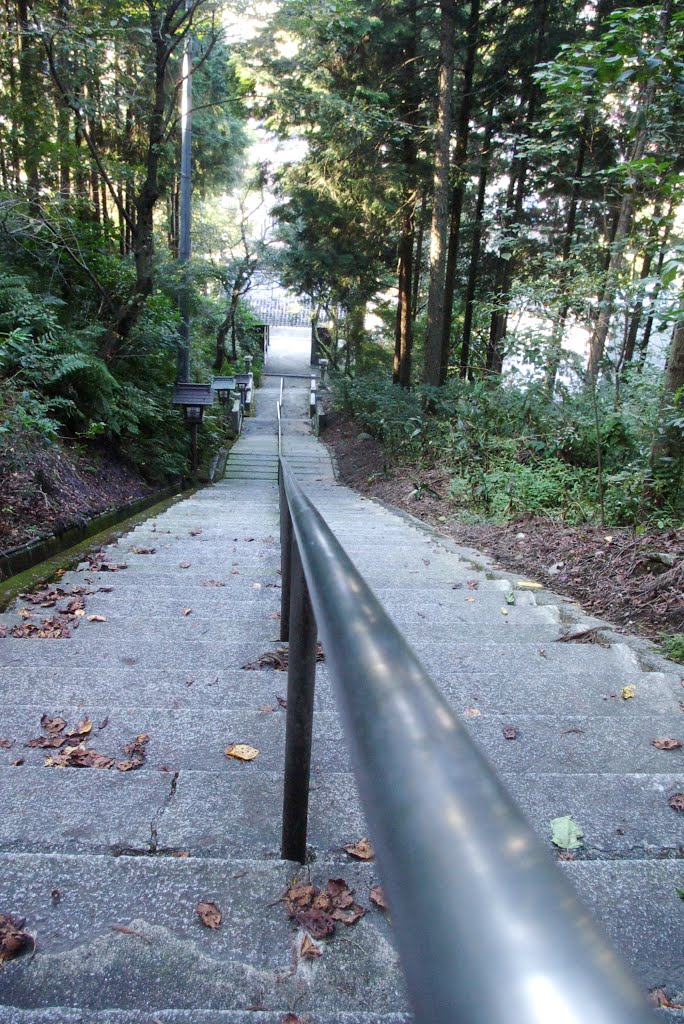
[652,738,682,750]
[668,793,684,812]
[650,989,684,1010]
[557,628,609,647]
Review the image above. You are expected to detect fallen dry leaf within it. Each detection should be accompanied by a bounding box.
[277,695,288,709]
[10,758,24,766]
[517,581,543,590]
[369,886,387,910]
[668,793,684,812]
[621,685,636,700]
[179,562,191,569]
[343,837,374,861]
[652,738,682,750]
[558,627,609,646]
[300,933,322,958]
[87,615,107,623]
[111,925,151,943]
[294,908,335,939]
[502,725,518,740]
[201,580,226,587]
[181,608,192,616]
[649,988,684,1010]
[0,913,33,963]
[196,901,222,929]
[463,708,481,717]
[259,705,275,713]
[67,719,93,737]
[51,889,61,905]
[130,547,156,555]
[225,743,259,761]
[0,738,14,749]
[26,735,66,749]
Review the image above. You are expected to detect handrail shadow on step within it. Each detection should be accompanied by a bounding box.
[275,387,651,1024]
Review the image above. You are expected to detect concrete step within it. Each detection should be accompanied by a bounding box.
[0,854,680,1013]
[1,706,683,776]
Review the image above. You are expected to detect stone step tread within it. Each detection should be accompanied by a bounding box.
[1,705,683,775]
[0,665,680,717]
[0,1013,412,1024]
[0,768,682,860]
[0,854,680,1010]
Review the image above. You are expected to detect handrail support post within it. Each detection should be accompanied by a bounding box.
[281,539,318,863]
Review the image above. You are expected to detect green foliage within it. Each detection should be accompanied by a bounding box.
[662,634,684,665]
[334,369,683,526]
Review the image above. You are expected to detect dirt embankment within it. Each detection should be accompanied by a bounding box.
[0,438,153,553]
[321,410,684,643]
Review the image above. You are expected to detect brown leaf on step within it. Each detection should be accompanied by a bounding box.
[300,933,322,958]
[467,580,479,590]
[0,738,14,749]
[242,648,288,671]
[325,879,353,908]
[0,626,6,638]
[196,901,222,929]
[557,627,609,647]
[200,580,226,587]
[277,696,287,709]
[189,529,202,536]
[11,758,24,766]
[51,888,61,905]
[286,882,318,907]
[270,612,281,620]
[26,735,66,749]
[343,837,374,861]
[67,719,93,737]
[19,608,31,618]
[259,705,275,714]
[87,615,107,623]
[370,886,387,910]
[11,615,71,639]
[331,904,365,925]
[502,725,518,740]
[98,586,114,593]
[652,738,682,750]
[649,988,684,1010]
[179,562,191,569]
[294,908,335,939]
[668,793,684,812]
[130,547,156,555]
[181,608,192,616]
[0,913,33,963]
[98,717,109,731]
[282,1016,302,1024]
[225,743,259,761]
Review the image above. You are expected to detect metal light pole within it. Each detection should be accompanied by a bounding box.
[176,29,193,383]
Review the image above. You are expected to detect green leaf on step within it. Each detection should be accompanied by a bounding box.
[550,815,584,850]
[677,888,684,901]
[505,590,515,605]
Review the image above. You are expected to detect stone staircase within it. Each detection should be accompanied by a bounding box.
[0,330,683,1021]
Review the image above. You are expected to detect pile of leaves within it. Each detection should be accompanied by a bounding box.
[2,582,113,640]
[285,878,366,940]
[22,714,149,771]
[242,643,325,672]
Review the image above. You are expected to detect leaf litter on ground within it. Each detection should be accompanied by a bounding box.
[284,878,365,941]
[0,913,34,963]
[242,643,325,672]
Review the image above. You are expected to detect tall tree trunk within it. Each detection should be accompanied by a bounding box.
[587,0,673,380]
[486,0,548,377]
[393,0,419,389]
[423,0,455,388]
[648,318,684,503]
[460,114,492,379]
[621,200,672,372]
[638,242,669,365]
[440,0,480,382]
[411,190,427,320]
[545,130,587,395]
[394,205,415,387]
[17,0,41,200]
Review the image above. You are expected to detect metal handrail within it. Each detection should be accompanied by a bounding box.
[277,456,651,1024]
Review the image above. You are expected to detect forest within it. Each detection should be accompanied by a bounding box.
[0,0,683,550]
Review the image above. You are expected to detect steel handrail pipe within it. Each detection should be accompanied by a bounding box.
[278,457,651,1024]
